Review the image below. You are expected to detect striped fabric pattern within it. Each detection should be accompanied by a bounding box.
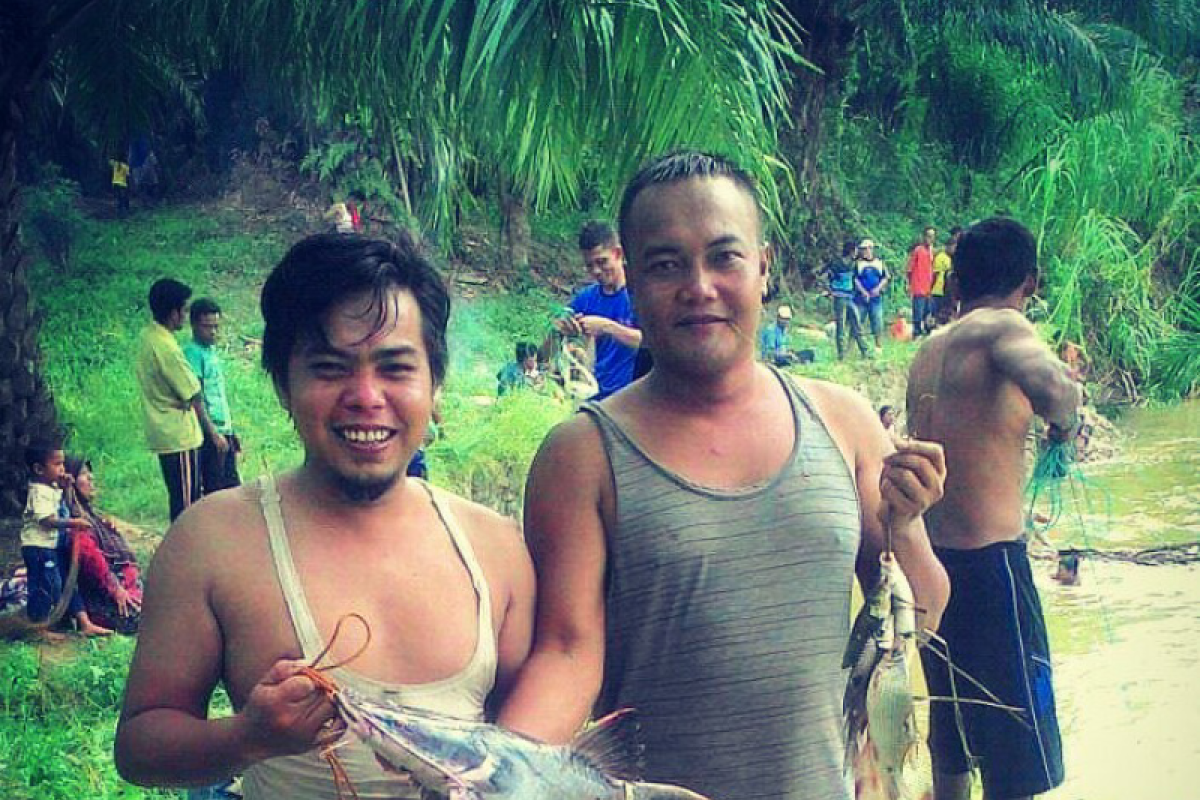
[587,372,861,800]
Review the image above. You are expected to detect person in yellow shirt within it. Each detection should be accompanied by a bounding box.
[111,158,131,214]
[931,226,961,326]
[136,278,203,521]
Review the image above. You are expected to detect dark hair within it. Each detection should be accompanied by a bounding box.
[953,217,1037,304]
[843,238,858,257]
[260,233,451,390]
[148,278,192,324]
[618,151,761,249]
[878,405,894,420]
[949,225,964,237]
[25,439,63,472]
[189,297,222,324]
[515,341,537,361]
[578,220,618,252]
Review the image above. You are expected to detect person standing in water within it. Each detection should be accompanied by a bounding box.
[906,217,1080,800]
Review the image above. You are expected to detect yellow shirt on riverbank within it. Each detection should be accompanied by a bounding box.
[932,250,952,296]
[136,322,203,454]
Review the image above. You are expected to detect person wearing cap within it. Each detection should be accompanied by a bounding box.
[854,239,889,351]
[760,304,796,366]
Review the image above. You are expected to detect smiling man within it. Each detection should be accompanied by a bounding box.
[116,234,534,800]
[554,220,643,399]
[498,152,949,800]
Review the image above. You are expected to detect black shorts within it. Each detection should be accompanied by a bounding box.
[921,540,1064,799]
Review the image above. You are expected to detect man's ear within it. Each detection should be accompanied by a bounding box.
[612,244,625,263]
[1022,272,1038,298]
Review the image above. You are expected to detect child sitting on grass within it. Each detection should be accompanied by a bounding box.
[20,441,112,640]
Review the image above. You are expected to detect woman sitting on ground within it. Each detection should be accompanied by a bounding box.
[65,456,143,633]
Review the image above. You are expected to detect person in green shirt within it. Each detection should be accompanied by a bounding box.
[136,279,203,521]
[183,298,241,496]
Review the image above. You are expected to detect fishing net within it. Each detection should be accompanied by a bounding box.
[1026,436,1200,565]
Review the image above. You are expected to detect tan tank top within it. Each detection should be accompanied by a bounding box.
[241,475,497,800]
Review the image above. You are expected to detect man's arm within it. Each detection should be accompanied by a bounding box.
[807,382,949,633]
[576,316,642,349]
[115,511,336,786]
[482,516,536,719]
[986,310,1082,428]
[192,396,230,455]
[496,416,609,743]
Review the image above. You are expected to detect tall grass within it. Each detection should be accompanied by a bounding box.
[1017,60,1200,398]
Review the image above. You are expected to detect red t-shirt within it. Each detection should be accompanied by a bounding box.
[907,244,934,296]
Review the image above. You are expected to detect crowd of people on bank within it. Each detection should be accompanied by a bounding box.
[3,150,1086,800]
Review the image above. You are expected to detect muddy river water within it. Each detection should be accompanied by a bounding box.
[1040,401,1199,799]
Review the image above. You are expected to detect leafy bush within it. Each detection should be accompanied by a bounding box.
[21,171,88,270]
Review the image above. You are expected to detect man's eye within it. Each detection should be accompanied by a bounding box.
[647,260,678,274]
[309,361,347,377]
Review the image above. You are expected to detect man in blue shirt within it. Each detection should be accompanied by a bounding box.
[555,221,642,400]
[182,298,241,495]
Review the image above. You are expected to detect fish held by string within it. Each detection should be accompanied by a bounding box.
[303,615,713,800]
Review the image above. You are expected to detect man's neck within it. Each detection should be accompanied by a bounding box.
[644,358,763,413]
[599,281,625,295]
[961,294,1024,315]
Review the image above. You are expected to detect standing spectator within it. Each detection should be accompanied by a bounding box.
[854,238,889,352]
[826,239,870,360]
[183,298,241,496]
[553,221,642,400]
[907,225,937,335]
[759,304,796,366]
[136,279,203,521]
[931,226,961,326]
[110,156,131,214]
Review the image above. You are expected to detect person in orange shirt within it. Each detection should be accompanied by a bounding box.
[907,225,936,336]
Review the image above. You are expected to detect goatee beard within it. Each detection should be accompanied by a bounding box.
[332,471,401,503]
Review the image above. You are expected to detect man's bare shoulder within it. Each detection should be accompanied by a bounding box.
[156,484,263,561]
[436,489,523,548]
[795,377,878,427]
[950,307,1034,346]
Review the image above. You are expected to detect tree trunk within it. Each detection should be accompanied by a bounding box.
[0,3,90,530]
[499,180,530,274]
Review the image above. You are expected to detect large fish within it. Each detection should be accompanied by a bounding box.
[316,678,713,800]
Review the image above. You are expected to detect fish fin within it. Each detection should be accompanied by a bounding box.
[626,781,715,800]
[572,708,645,781]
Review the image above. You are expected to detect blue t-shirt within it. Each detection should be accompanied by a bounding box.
[569,284,638,400]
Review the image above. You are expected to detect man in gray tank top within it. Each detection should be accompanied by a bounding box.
[499,152,950,800]
[116,234,535,799]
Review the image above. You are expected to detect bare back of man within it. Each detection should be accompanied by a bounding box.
[906,308,1048,548]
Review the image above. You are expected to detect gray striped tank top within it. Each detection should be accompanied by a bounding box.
[585,371,860,800]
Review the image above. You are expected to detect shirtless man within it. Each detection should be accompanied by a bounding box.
[906,217,1080,800]
[115,234,535,800]
[498,151,950,800]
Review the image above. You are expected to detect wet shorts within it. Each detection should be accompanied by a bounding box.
[920,540,1065,799]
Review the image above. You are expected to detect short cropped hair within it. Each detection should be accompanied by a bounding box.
[25,439,63,473]
[148,278,192,324]
[578,220,618,252]
[189,297,221,323]
[515,342,537,361]
[260,233,451,390]
[954,217,1037,304]
[618,151,761,248]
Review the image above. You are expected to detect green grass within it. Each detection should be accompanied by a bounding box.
[0,638,179,800]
